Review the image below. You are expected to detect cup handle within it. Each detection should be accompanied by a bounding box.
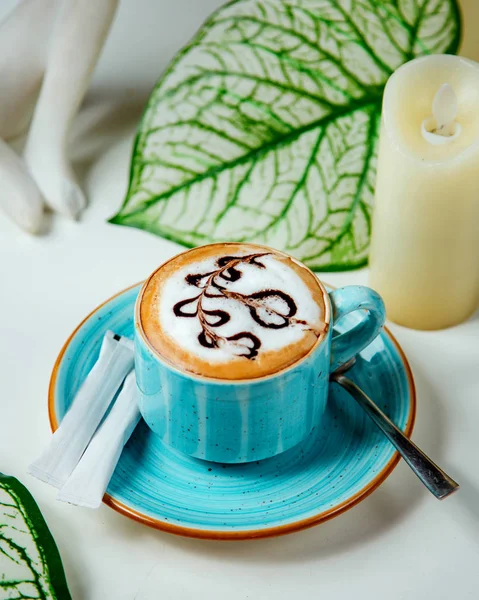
[329,286,386,373]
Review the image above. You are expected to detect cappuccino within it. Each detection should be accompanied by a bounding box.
[138,244,327,380]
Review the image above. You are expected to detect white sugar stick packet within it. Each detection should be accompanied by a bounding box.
[29,331,134,488]
[58,370,140,508]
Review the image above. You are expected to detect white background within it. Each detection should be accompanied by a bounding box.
[1,1,479,598]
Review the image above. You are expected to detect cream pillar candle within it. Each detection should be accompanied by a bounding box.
[369,54,479,330]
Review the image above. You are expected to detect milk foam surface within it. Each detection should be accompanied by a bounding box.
[139,245,327,379]
[161,253,320,361]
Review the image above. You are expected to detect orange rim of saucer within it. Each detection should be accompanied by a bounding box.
[48,282,416,541]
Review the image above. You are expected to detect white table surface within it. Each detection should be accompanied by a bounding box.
[1,1,479,599]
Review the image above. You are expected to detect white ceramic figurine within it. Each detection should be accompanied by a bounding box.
[0,0,119,232]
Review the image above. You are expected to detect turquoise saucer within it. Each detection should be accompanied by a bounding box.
[49,284,415,540]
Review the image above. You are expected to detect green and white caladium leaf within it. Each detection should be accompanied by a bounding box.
[110,0,460,270]
[0,474,71,600]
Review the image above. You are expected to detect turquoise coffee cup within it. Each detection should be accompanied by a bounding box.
[135,244,385,464]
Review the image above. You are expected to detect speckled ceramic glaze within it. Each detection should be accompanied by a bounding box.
[49,284,415,540]
[135,270,386,463]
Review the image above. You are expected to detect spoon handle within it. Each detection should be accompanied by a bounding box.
[332,374,459,500]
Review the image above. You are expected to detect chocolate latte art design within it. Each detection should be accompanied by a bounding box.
[173,253,313,360]
[139,244,327,380]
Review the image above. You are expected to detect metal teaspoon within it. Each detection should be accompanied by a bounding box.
[331,359,459,500]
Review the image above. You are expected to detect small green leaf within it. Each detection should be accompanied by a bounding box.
[110,0,460,270]
[0,474,71,600]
